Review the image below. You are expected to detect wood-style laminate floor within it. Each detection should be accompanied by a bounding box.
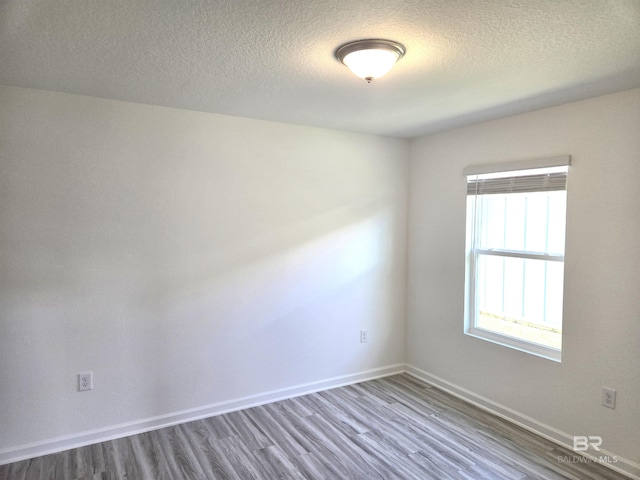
[0,374,628,479]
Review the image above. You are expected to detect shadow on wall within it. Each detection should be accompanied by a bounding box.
[125,198,401,413]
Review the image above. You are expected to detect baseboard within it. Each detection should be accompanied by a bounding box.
[0,363,404,466]
[405,364,640,480]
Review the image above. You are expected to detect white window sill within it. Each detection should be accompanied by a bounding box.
[465,327,562,362]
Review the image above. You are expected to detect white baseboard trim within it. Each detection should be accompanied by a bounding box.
[405,364,640,480]
[0,363,404,466]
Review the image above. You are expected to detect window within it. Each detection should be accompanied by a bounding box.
[464,157,570,361]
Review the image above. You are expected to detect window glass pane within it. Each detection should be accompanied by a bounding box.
[523,193,548,252]
[481,196,505,249]
[503,256,524,318]
[477,254,504,313]
[523,259,545,321]
[475,254,563,349]
[476,191,566,255]
[477,255,564,324]
[545,261,565,326]
[476,311,561,350]
[547,191,567,255]
[504,195,526,250]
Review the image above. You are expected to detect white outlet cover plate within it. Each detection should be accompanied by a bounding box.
[79,372,93,391]
[601,387,616,409]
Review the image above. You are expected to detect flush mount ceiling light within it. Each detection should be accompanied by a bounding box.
[336,39,406,83]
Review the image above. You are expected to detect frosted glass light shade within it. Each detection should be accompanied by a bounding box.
[336,39,405,83]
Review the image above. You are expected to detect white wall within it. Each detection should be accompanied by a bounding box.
[2,82,638,473]
[407,88,640,466]
[0,85,408,455]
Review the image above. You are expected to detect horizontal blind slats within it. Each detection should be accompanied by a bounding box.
[467,171,566,195]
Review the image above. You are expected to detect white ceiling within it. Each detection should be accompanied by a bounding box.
[1,0,639,138]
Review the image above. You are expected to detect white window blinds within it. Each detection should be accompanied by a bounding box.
[467,171,567,195]
[464,156,571,195]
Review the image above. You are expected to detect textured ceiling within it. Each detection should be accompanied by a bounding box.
[1,0,639,138]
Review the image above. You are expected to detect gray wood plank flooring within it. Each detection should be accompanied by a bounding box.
[0,374,629,479]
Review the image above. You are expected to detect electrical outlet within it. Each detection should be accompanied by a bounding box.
[360,329,369,343]
[602,387,616,409]
[78,372,93,392]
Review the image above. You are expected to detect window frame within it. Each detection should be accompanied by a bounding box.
[463,156,571,362]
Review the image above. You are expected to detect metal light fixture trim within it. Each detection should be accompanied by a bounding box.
[336,39,406,83]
